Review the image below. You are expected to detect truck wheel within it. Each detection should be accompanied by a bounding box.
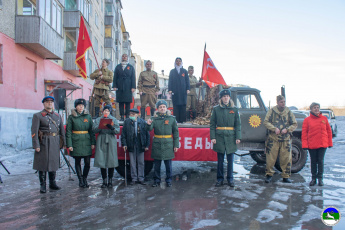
[250,151,266,164]
[115,160,154,179]
[275,138,308,173]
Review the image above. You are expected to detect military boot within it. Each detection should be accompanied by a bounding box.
[150,108,155,117]
[48,172,61,190]
[94,107,100,119]
[141,108,146,119]
[120,115,124,121]
[39,171,47,193]
[83,164,90,188]
[192,110,197,120]
[75,164,85,188]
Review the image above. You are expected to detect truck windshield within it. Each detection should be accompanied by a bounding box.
[236,93,260,109]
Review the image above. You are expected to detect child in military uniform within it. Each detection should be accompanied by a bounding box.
[210,89,241,187]
[147,100,179,187]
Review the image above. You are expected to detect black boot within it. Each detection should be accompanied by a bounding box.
[108,178,113,188]
[141,108,146,119]
[309,178,317,186]
[101,179,108,188]
[39,171,47,193]
[75,164,85,188]
[108,168,114,188]
[120,115,124,121]
[150,108,155,117]
[318,178,324,186]
[83,163,90,188]
[101,168,107,188]
[48,172,61,190]
[94,107,100,119]
[192,110,197,120]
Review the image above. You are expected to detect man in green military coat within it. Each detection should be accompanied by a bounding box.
[147,100,179,187]
[90,59,113,118]
[210,89,241,187]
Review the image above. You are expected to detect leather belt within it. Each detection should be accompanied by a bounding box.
[43,132,58,136]
[143,85,155,88]
[72,131,88,134]
[154,135,172,138]
[216,127,234,130]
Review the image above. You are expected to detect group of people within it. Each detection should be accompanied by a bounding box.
[90,54,201,123]
[31,55,333,193]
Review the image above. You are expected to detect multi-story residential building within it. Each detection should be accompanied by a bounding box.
[0,0,131,149]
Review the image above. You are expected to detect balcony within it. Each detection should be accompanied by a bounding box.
[63,52,79,76]
[105,37,115,48]
[105,16,114,26]
[15,16,63,59]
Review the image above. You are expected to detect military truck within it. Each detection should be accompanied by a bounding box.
[112,85,308,179]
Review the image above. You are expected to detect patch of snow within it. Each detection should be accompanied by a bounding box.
[191,219,220,230]
[256,209,283,223]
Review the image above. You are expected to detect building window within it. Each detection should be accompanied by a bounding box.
[65,0,77,10]
[17,0,36,15]
[65,29,77,52]
[105,48,113,62]
[89,2,92,17]
[101,0,103,13]
[94,37,98,54]
[88,59,92,75]
[78,0,89,22]
[101,46,103,59]
[95,12,99,28]
[36,0,62,35]
[0,44,3,84]
[105,3,114,16]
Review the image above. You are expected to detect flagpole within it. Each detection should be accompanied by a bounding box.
[90,45,101,70]
[197,43,206,104]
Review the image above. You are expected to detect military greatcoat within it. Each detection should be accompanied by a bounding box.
[113,63,136,103]
[31,110,66,171]
[147,111,179,160]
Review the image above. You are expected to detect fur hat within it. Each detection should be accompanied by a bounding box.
[74,98,86,108]
[156,100,168,108]
[219,89,231,98]
[103,105,112,113]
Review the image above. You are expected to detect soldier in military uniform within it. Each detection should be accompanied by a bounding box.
[186,66,201,121]
[90,59,113,118]
[137,60,160,119]
[31,96,66,193]
[210,89,241,187]
[263,95,297,183]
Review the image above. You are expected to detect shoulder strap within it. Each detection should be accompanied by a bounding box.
[47,115,60,132]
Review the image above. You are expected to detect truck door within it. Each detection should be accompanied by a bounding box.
[235,91,267,142]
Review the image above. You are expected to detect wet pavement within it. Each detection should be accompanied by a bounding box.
[1,119,345,229]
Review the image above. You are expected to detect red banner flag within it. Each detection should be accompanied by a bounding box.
[201,50,226,88]
[75,16,92,80]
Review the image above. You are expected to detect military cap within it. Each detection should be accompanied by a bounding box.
[188,66,194,70]
[42,96,55,103]
[219,89,231,98]
[309,102,320,110]
[276,95,285,102]
[129,108,140,114]
[156,100,168,108]
[74,98,86,108]
[103,104,112,113]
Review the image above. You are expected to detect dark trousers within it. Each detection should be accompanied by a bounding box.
[153,159,172,183]
[173,105,186,123]
[119,102,131,117]
[74,156,91,178]
[101,168,115,179]
[217,152,234,182]
[308,148,326,179]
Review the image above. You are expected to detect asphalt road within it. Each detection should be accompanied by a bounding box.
[1,118,345,230]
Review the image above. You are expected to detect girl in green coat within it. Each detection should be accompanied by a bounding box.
[210,89,241,188]
[147,100,179,187]
[66,99,96,188]
[93,105,120,188]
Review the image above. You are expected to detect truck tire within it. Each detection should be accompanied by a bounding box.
[275,138,308,173]
[250,151,266,164]
[115,160,154,179]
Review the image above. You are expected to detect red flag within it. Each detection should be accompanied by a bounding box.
[201,50,226,88]
[75,16,92,80]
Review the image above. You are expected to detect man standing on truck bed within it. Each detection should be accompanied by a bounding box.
[210,89,241,187]
[263,95,297,183]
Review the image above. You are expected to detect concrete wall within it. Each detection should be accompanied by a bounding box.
[0,107,40,150]
[0,0,15,39]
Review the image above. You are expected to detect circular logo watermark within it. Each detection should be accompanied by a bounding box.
[321,206,341,226]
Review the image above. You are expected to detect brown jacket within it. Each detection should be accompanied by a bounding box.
[31,110,66,171]
[137,70,160,94]
[90,68,113,90]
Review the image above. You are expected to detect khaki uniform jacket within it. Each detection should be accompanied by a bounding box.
[264,106,297,142]
[31,110,66,171]
[90,68,113,90]
[147,111,179,160]
[137,70,160,94]
[187,75,198,96]
[210,100,241,154]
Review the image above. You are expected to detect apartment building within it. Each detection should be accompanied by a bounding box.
[0,0,133,149]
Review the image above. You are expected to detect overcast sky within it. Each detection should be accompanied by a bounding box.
[122,0,345,108]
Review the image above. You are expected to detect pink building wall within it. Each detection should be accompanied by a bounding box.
[0,33,93,110]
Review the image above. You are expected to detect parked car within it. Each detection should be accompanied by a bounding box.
[320,109,337,137]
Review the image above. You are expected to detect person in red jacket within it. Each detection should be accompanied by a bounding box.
[302,102,333,186]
